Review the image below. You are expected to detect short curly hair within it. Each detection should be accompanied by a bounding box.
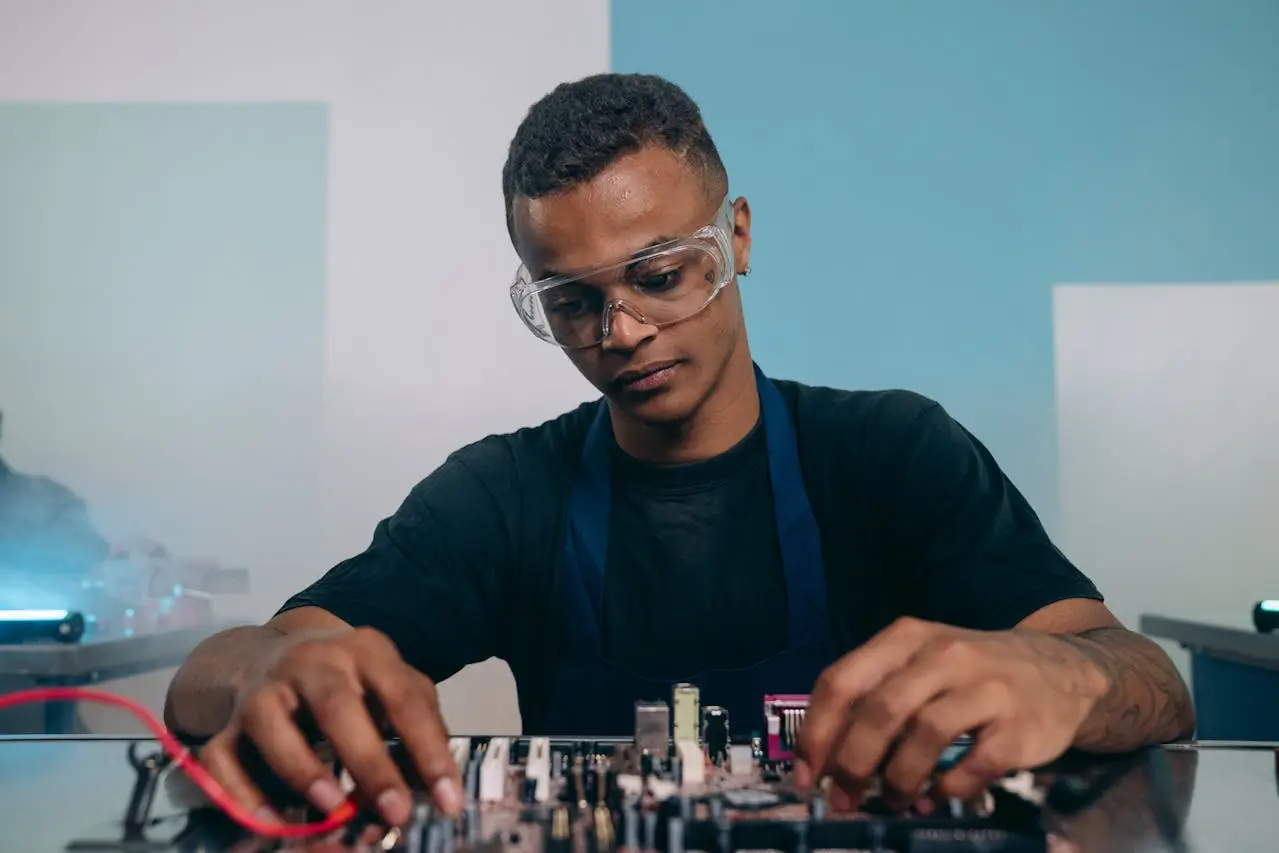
[502,73,728,239]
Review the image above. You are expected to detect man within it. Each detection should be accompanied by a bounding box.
[164,73,1194,828]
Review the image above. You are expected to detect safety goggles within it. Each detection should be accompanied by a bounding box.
[510,196,736,349]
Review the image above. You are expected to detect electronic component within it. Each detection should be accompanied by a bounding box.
[448,737,471,771]
[702,705,729,765]
[616,772,643,799]
[479,737,510,802]
[672,682,700,745]
[525,737,551,802]
[614,743,641,774]
[676,740,704,789]
[647,775,679,801]
[728,744,754,777]
[763,693,809,761]
[721,788,782,810]
[635,699,670,757]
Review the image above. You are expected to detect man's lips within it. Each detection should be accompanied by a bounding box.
[612,361,681,393]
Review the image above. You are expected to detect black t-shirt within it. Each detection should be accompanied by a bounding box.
[280,380,1102,731]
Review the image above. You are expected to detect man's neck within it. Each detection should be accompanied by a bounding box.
[609,350,760,464]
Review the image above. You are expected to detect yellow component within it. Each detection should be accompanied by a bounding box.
[672,682,701,746]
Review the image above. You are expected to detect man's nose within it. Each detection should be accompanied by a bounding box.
[601,301,658,351]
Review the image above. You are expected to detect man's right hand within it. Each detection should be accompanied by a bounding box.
[199,626,463,827]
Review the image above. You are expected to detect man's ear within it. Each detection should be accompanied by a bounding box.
[731,196,752,276]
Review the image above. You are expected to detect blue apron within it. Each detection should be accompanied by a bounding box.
[536,365,838,737]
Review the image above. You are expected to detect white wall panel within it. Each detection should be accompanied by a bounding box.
[0,0,610,734]
[1055,283,1279,669]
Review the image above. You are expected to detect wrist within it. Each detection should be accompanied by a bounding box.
[1049,633,1122,749]
[1053,632,1115,698]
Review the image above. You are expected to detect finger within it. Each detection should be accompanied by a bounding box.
[936,721,1028,800]
[355,642,462,815]
[879,682,1009,808]
[237,681,348,816]
[796,618,935,787]
[828,784,859,813]
[293,665,412,826]
[200,725,272,819]
[829,648,962,790]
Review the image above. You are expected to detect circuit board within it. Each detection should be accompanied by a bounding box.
[365,734,1049,853]
[66,692,1053,852]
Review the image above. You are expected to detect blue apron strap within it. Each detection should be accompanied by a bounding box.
[754,364,834,650]
[563,400,612,654]
[563,366,833,656]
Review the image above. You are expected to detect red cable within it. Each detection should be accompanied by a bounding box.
[0,686,357,839]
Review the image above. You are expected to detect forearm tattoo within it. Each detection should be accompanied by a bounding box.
[1055,627,1196,752]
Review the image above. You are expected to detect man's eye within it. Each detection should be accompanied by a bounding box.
[636,270,681,291]
[549,300,585,316]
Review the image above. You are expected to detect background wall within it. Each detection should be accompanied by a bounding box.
[0,101,328,605]
[1055,283,1279,639]
[0,0,608,734]
[613,0,1279,534]
[613,0,1279,649]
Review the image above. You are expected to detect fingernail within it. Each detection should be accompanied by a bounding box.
[254,805,281,824]
[829,785,857,813]
[308,777,347,812]
[792,759,813,790]
[433,776,463,815]
[378,788,411,825]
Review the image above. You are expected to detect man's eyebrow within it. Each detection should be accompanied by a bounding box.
[540,236,678,280]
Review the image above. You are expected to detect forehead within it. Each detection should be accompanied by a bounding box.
[512,146,711,277]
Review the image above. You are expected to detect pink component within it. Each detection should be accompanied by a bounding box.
[763,694,810,761]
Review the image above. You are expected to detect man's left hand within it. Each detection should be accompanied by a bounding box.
[794,617,1112,809]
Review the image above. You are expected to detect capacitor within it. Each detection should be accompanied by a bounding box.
[703,706,729,765]
[425,817,446,853]
[572,756,587,809]
[642,809,658,850]
[406,802,432,853]
[667,815,685,853]
[622,799,640,851]
[593,805,615,853]
[464,757,480,800]
[549,806,571,853]
[714,806,731,853]
[464,802,480,843]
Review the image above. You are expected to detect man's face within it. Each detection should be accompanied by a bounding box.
[511,146,752,425]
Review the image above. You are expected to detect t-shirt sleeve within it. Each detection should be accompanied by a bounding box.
[278,445,513,682]
[885,401,1103,630]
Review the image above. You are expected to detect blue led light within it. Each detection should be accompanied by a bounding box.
[0,609,69,621]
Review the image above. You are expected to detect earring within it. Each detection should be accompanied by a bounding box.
[741,265,752,277]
